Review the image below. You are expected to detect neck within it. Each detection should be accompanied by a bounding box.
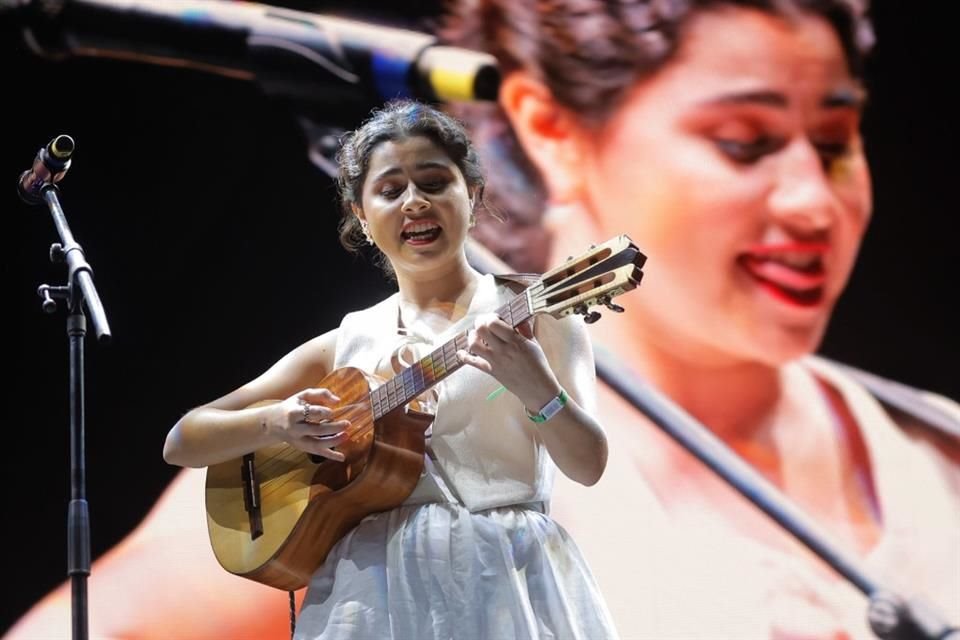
[626,331,782,441]
[545,203,782,442]
[393,254,480,310]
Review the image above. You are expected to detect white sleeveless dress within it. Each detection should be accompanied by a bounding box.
[294,274,618,640]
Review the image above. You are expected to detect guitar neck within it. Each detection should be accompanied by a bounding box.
[369,289,533,419]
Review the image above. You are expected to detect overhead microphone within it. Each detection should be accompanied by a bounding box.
[7,0,500,115]
[18,134,75,204]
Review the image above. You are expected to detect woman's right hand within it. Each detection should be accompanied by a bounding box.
[263,388,351,462]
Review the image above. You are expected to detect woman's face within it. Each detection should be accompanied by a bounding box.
[574,7,872,368]
[357,135,474,279]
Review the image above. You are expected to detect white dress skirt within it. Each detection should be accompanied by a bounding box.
[294,501,618,639]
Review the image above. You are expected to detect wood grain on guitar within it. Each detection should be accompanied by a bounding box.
[205,235,646,590]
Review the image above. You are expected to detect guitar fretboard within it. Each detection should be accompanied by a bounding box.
[369,288,534,419]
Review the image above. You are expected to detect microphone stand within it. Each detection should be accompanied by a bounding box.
[462,237,959,640]
[22,159,112,640]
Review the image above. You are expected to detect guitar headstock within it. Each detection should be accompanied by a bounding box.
[528,235,646,323]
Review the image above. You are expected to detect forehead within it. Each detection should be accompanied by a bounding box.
[622,7,859,115]
[366,136,455,175]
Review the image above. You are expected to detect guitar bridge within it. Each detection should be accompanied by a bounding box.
[241,453,264,540]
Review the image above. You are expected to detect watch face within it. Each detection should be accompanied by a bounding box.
[542,390,569,420]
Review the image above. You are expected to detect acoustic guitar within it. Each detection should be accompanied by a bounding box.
[205,235,646,590]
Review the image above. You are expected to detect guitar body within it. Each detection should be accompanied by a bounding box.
[204,235,646,591]
[205,366,433,591]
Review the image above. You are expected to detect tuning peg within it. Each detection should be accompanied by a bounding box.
[600,295,625,313]
[572,302,602,323]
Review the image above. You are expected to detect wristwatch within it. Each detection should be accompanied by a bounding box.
[525,389,568,423]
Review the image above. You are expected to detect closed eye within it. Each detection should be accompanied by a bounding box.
[715,136,785,164]
[418,180,448,193]
[814,141,851,166]
[379,186,404,199]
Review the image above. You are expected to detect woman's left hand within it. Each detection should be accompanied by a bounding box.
[457,313,560,411]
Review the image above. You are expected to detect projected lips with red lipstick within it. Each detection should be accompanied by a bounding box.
[738,242,828,307]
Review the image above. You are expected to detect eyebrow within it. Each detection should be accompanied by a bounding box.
[701,87,867,110]
[370,161,453,183]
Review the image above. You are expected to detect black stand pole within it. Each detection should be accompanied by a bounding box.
[20,135,111,640]
[462,238,959,640]
[67,308,90,640]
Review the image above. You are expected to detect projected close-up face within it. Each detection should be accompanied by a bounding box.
[532,7,873,368]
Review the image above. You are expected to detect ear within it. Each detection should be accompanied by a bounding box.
[351,203,365,223]
[498,71,590,205]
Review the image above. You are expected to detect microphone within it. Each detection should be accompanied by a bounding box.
[9,0,500,116]
[18,134,75,204]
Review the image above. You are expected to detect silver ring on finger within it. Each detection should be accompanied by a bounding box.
[302,404,311,422]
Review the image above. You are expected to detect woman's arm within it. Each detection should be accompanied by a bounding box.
[459,313,608,486]
[163,328,342,468]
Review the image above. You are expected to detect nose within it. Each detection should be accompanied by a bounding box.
[766,138,842,236]
[401,184,430,214]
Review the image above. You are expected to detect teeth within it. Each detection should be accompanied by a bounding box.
[766,252,819,269]
[404,223,440,234]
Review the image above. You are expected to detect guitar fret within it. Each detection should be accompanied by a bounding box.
[513,296,524,320]
[370,387,381,419]
[434,350,447,377]
[397,378,405,405]
[423,359,435,386]
[387,380,397,408]
[514,296,529,324]
[413,363,425,395]
[437,345,448,365]
[444,339,457,371]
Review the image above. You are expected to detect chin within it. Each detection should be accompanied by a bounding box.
[747,323,828,368]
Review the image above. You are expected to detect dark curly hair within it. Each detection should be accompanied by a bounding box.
[335,99,486,274]
[443,0,875,271]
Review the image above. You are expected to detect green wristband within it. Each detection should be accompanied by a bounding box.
[525,389,568,423]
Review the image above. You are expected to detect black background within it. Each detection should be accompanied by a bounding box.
[3,0,957,633]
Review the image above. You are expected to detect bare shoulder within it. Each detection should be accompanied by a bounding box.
[202,328,340,411]
[905,391,960,465]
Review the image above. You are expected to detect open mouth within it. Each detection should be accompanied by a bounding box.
[738,249,827,307]
[401,222,442,245]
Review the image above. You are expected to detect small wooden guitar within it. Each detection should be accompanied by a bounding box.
[205,235,646,590]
